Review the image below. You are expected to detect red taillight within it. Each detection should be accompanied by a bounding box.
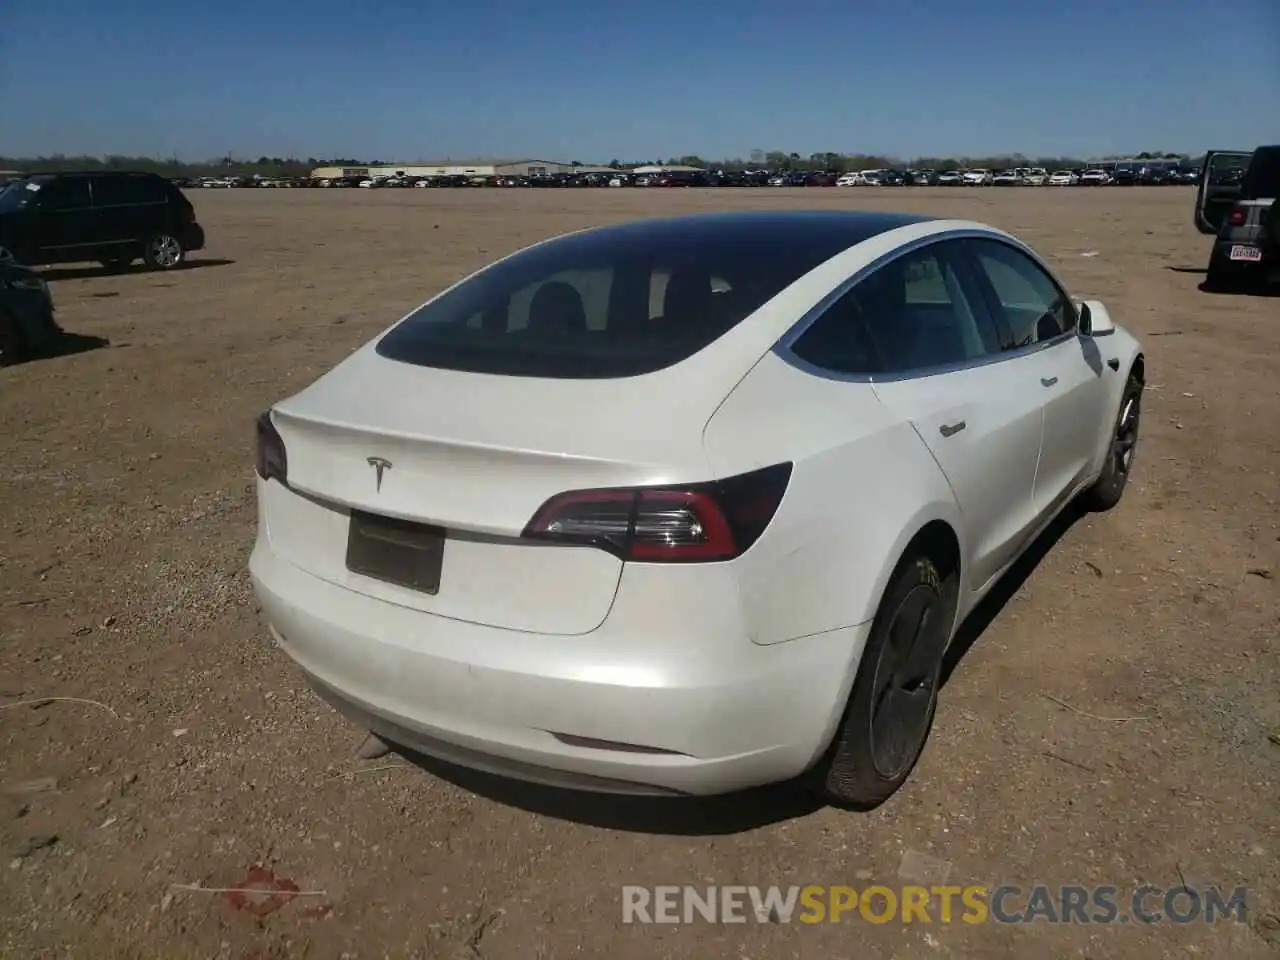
[522,464,792,563]
[255,411,288,484]
[1228,205,1247,227]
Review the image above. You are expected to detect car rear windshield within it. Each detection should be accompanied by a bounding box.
[376,214,914,378]
[1242,147,1280,198]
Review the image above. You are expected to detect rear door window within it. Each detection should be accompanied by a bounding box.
[91,175,167,207]
[787,287,880,375]
[852,242,1003,372]
[787,239,1003,376]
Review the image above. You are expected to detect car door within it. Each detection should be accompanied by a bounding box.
[844,239,1045,591]
[27,177,95,263]
[89,174,167,252]
[962,237,1110,519]
[1195,150,1252,234]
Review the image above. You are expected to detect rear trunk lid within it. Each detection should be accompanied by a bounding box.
[263,343,736,635]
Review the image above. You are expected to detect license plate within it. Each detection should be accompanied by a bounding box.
[1229,245,1262,262]
[345,510,444,594]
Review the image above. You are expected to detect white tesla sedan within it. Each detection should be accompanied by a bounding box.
[250,212,1144,808]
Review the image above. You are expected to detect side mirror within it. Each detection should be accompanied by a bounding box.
[1076,299,1116,337]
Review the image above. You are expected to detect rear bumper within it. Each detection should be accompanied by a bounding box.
[1213,238,1274,259]
[182,223,206,252]
[249,538,869,796]
[1211,239,1278,281]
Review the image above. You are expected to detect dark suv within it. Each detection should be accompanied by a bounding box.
[0,171,205,271]
[1195,146,1280,291]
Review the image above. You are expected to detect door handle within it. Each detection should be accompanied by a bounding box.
[939,421,966,438]
[1107,358,1120,371]
[1041,376,1059,387]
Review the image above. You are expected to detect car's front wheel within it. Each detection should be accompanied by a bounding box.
[809,553,957,809]
[1081,373,1143,512]
[143,233,184,270]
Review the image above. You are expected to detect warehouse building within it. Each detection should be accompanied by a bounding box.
[310,159,619,180]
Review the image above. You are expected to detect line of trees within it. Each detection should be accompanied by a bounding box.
[0,154,320,178]
[0,149,1201,180]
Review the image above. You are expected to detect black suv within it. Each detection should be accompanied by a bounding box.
[0,171,205,271]
[1194,146,1280,291]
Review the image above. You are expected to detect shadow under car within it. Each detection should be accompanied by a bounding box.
[36,258,235,282]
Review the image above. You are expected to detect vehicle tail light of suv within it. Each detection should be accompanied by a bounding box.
[1228,205,1248,227]
[255,411,288,484]
[523,463,792,562]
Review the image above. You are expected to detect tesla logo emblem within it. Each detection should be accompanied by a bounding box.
[366,457,392,492]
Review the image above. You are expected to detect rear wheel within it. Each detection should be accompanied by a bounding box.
[809,554,956,809]
[1264,202,1280,248]
[1081,373,1143,512]
[143,233,183,270]
[0,306,27,366]
[1205,249,1246,292]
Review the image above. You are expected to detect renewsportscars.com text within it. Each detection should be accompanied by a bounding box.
[621,884,1249,925]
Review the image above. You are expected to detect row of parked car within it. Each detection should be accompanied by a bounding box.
[837,166,1198,187]
[3,148,1269,370]
[173,163,1199,192]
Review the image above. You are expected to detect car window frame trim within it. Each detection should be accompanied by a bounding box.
[773,227,1082,383]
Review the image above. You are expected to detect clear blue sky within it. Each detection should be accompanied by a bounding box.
[2,0,1276,163]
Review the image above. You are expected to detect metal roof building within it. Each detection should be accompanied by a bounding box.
[310,159,619,179]
[630,164,706,175]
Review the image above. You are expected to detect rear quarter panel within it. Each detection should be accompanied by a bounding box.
[1216,199,1275,246]
[702,352,962,645]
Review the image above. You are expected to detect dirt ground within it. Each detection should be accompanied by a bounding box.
[1,186,1277,960]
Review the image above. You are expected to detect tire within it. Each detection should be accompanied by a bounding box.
[808,554,957,809]
[1081,373,1143,512]
[142,233,184,270]
[1264,202,1280,248]
[0,306,27,367]
[1204,251,1235,291]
